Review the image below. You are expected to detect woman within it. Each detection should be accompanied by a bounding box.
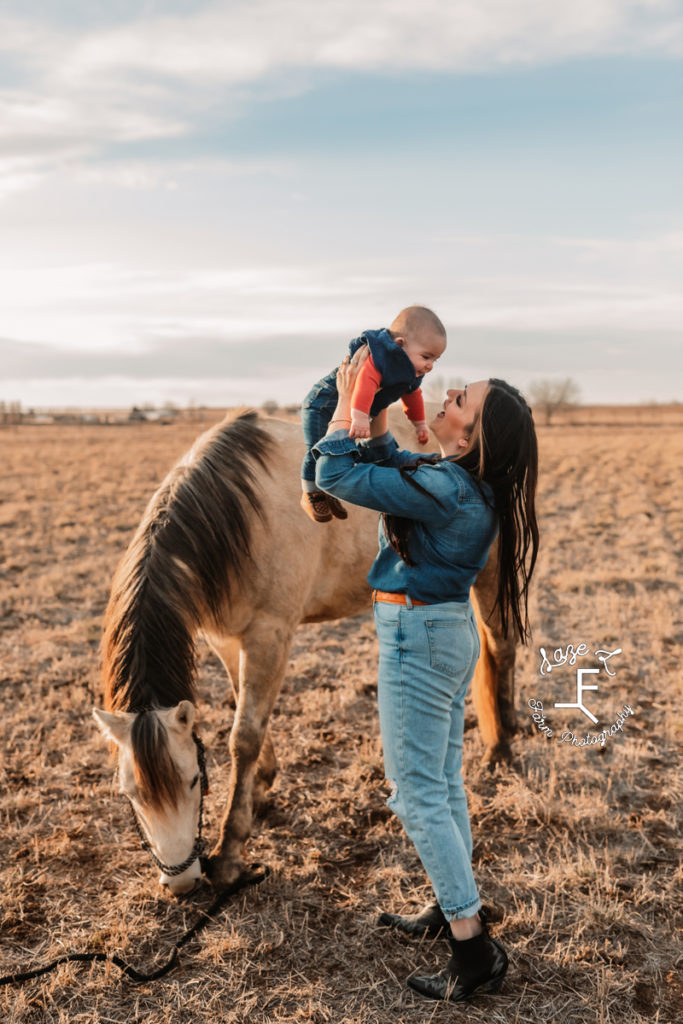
[312,348,539,1003]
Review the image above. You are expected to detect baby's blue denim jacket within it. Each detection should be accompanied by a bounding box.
[313,431,498,604]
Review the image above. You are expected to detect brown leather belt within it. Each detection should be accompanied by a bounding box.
[372,590,430,606]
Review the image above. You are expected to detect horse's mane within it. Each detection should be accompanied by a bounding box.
[101,410,273,806]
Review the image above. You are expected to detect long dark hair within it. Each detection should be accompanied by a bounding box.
[383,379,539,642]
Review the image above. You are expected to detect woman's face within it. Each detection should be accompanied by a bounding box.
[430,380,489,455]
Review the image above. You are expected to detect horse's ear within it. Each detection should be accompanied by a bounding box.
[167,700,196,735]
[93,708,134,746]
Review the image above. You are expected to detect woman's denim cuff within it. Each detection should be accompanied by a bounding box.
[312,430,361,461]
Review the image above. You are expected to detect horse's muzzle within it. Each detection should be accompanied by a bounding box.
[160,858,202,895]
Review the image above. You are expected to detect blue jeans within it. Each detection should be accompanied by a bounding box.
[374,596,482,920]
[301,375,337,485]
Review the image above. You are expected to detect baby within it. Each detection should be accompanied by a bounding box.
[300,305,447,523]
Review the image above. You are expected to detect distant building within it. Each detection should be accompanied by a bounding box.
[128,406,179,424]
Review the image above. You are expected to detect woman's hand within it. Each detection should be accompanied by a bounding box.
[325,345,370,435]
[336,344,369,402]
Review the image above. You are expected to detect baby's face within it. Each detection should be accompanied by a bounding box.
[401,332,447,375]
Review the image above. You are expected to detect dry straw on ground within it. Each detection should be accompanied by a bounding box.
[1,408,682,1023]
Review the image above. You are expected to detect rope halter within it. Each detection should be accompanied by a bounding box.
[126,732,209,878]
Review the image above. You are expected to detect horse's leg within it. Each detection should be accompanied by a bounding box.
[208,615,294,886]
[210,635,278,807]
[471,541,518,765]
[470,613,517,764]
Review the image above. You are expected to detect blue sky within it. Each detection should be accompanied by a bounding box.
[1,1,682,408]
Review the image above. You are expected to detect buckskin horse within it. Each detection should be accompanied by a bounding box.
[94,409,517,895]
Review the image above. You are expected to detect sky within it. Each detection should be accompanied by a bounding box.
[1,1,682,409]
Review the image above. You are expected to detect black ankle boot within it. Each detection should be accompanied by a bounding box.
[407,926,508,1002]
[377,901,448,938]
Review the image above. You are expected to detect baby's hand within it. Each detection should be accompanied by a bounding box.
[415,423,430,445]
[350,410,371,439]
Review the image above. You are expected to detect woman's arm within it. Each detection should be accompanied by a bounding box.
[314,443,459,522]
[323,345,369,435]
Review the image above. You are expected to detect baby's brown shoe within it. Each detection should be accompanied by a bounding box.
[300,491,333,523]
[327,496,348,520]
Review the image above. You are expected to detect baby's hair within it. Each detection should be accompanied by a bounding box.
[389,305,446,341]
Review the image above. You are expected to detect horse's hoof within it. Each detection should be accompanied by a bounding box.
[239,862,270,887]
[254,794,275,819]
[204,854,245,888]
[205,856,269,895]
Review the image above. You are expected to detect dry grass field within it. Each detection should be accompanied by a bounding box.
[1,406,682,1023]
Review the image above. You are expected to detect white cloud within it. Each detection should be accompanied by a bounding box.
[0,157,47,200]
[0,259,404,354]
[0,1,680,194]
[0,85,186,199]
[0,88,185,154]
[50,2,683,85]
[557,230,683,262]
[1,234,681,365]
[1,5,679,408]
[445,281,683,331]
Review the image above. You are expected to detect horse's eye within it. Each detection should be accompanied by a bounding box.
[190,774,199,790]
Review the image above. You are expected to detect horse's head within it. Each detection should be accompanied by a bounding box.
[93,701,205,895]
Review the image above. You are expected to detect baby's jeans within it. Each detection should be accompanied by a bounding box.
[373,596,482,920]
[301,377,337,487]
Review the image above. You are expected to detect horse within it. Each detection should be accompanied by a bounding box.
[93,409,517,895]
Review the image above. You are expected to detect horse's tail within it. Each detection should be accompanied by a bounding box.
[102,410,274,713]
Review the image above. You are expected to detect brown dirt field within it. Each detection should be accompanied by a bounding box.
[1,410,682,1023]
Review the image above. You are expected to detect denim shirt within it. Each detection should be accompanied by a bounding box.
[313,431,499,604]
